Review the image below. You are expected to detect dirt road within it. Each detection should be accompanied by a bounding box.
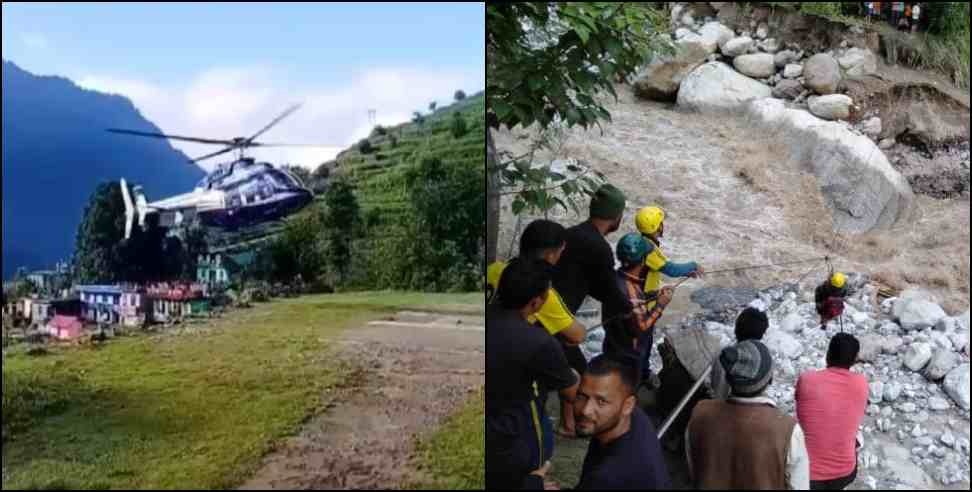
[239,310,484,490]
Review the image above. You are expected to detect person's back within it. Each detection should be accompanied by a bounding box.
[796,333,869,489]
[688,399,797,490]
[796,369,868,480]
[577,407,670,490]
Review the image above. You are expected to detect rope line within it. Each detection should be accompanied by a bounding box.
[703,256,831,276]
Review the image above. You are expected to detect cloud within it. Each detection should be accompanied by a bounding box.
[74,65,482,174]
[21,33,50,50]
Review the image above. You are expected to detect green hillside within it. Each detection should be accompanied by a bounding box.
[318,91,484,229]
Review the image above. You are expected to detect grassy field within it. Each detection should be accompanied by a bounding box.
[408,389,485,490]
[1,291,480,490]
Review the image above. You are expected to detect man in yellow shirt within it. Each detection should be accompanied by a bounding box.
[487,220,587,346]
[487,219,589,439]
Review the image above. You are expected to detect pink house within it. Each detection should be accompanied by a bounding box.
[45,315,84,340]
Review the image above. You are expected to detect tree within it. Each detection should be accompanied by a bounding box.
[412,111,426,126]
[450,112,469,139]
[454,90,467,101]
[73,182,128,283]
[181,226,211,281]
[282,165,313,189]
[429,101,438,113]
[267,209,326,284]
[485,3,669,263]
[358,138,375,154]
[322,179,361,283]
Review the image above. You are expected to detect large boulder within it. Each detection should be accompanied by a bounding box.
[943,364,970,411]
[902,342,933,372]
[733,53,776,79]
[721,36,754,57]
[633,43,709,102]
[808,94,853,121]
[677,62,772,112]
[898,300,948,331]
[959,310,970,332]
[924,350,961,381]
[681,21,734,55]
[893,290,940,319]
[838,48,878,78]
[772,79,804,100]
[701,22,735,52]
[743,99,914,234]
[804,53,842,95]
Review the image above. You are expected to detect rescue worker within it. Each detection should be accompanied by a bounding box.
[815,272,848,330]
[634,206,703,382]
[486,259,580,490]
[553,184,636,437]
[487,219,588,440]
[602,233,674,386]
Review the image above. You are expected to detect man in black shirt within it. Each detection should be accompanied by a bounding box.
[573,355,672,490]
[487,259,580,490]
[553,184,635,436]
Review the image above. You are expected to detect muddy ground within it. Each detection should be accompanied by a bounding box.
[238,311,485,490]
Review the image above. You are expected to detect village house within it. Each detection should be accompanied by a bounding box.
[119,289,150,327]
[77,285,124,325]
[146,283,211,323]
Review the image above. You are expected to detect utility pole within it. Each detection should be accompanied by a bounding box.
[368,109,377,126]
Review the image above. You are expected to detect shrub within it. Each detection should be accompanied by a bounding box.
[373,125,387,136]
[454,90,467,101]
[358,138,375,154]
[450,112,469,139]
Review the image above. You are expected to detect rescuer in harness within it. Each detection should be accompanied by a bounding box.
[815,272,848,331]
[634,206,704,385]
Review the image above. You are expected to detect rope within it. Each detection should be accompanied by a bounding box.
[703,256,830,276]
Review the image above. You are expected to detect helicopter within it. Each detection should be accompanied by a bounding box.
[108,104,330,240]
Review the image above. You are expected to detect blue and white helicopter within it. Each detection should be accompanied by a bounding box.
[108,104,327,239]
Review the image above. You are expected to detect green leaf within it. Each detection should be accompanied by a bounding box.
[492,100,514,122]
[528,73,545,92]
[576,26,590,45]
[512,198,527,216]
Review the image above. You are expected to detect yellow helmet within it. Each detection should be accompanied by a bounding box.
[831,272,847,289]
[636,206,666,235]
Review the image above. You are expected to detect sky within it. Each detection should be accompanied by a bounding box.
[2,2,485,171]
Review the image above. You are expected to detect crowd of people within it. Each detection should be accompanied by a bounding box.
[864,2,924,33]
[486,184,869,490]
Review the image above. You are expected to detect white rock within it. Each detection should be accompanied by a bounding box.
[758,38,780,54]
[898,402,917,414]
[688,21,733,55]
[804,53,842,95]
[928,396,951,411]
[935,316,958,332]
[879,138,896,150]
[756,22,769,39]
[892,290,940,319]
[733,53,776,79]
[899,300,948,331]
[902,343,933,372]
[911,424,925,437]
[858,334,883,363]
[678,62,772,112]
[947,332,967,353]
[633,42,710,102]
[882,336,904,355]
[721,36,754,57]
[783,63,803,79]
[743,99,913,234]
[838,47,878,77]
[674,27,692,40]
[808,94,853,121]
[942,364,970,411]
[941,432,956,448]
[867,404,880,416]
[869,381,885,404]
[861,117,882,137]
[958,310,970,332]
[930,331,954,352]
[764,329,803,359]
[774,50,800,68]
[884,382,903,402]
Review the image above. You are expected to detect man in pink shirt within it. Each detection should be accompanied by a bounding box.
[795,333,868,490]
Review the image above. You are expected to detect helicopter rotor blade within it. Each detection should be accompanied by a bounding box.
[246,104,302,144]
[246,142,342,148]
[191,146,239,163]
[107,128,236,146]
